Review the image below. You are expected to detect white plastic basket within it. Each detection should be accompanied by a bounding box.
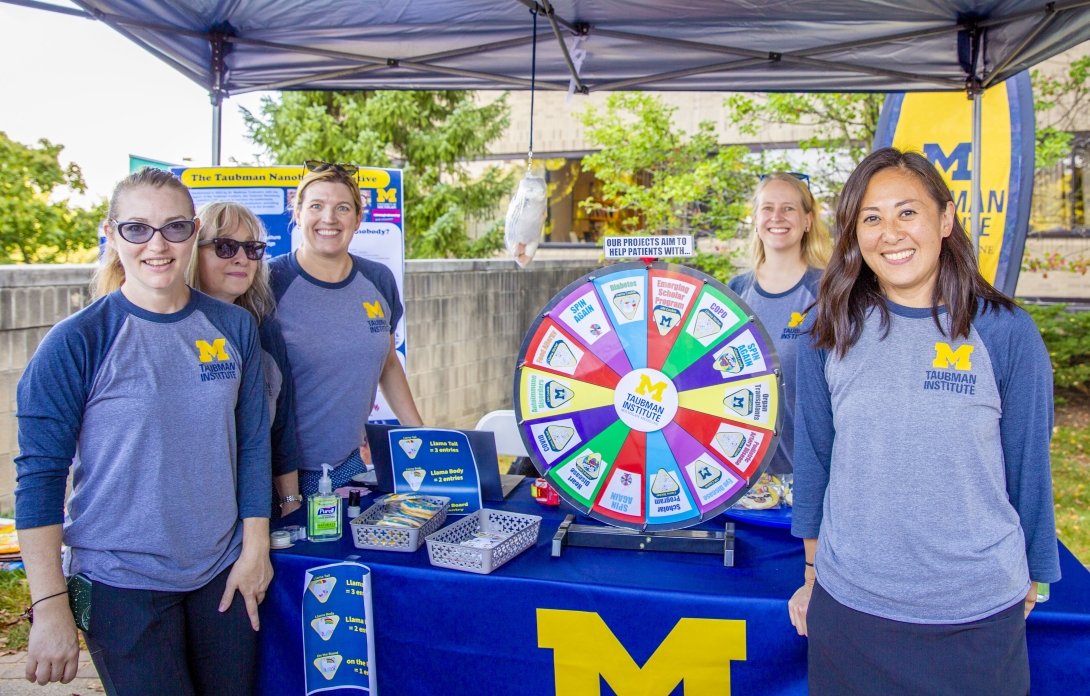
[425,508,541,574]
[350,495,450,552]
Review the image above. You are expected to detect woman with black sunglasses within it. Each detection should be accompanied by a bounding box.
[14,168,271,694]
[188,201,304,519]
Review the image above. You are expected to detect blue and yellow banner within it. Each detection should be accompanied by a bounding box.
[874,71,1035,296]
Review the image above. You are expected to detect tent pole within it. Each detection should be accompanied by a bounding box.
[212,97,222,166]
[970,90,983,259]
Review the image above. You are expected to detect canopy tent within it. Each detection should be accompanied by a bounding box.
[8,0,1090,248]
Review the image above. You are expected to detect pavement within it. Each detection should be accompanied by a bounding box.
[0,651,101,695]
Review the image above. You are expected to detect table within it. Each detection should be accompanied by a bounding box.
[258,481,1090,695]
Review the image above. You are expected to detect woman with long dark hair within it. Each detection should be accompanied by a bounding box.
[788,148,1059,695]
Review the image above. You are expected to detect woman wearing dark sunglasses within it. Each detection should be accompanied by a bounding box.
[188,201,304,519]
[14,168,271,694]
[271,162,424,496]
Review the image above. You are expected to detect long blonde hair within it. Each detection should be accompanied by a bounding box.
[186,201,275,324]
[93,168,195,298]
[748,172,833,270]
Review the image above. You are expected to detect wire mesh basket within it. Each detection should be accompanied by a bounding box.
[425,508,541,574]
[350,495,450,552]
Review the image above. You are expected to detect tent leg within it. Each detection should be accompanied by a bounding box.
[212,97,222,166]
[970,90,982,260]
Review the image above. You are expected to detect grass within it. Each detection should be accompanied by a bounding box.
[0,569,30,652]
[1053,424,1090,565]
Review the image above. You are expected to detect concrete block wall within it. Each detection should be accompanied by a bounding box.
[0,259,599,516]
[404,259,599,429]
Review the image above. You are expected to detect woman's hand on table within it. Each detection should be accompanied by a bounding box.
[220,517,273,631]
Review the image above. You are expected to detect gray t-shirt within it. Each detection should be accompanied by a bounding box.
[729,267,821,474]
[14,290,270,592]
[270,252,402,471]
[793,300,1061,623]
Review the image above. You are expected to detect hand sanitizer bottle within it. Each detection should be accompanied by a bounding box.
[308,464,342,542]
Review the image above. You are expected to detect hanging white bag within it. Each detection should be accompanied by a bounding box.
[504,172,547,268]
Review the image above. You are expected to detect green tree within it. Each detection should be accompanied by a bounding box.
[243,91,514,258]
[1032,55,1090,169]
[579,92,755,239]
[725,92,883,198]
[0,132,102,264]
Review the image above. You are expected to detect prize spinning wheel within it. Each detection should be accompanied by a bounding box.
[514,262,785,532]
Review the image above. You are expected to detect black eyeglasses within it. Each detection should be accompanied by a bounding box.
[199,238,268,260]
[111,219,197,244]
[304,160,359,176]
[760,172,811,190]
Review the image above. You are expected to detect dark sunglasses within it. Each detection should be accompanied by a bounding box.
[111,219,196,244]
[304,160,359,176]
[760,172,811,189]
[199,238,267,260]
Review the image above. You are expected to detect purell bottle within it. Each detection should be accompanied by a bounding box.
[308,464,342,542]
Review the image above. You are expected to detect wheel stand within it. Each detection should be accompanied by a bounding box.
[550,515,735,567]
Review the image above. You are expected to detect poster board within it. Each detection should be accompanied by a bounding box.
[302,562,377,694]
[172,165,406,421]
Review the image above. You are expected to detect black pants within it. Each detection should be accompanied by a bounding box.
[807,581,1030,696]
[83,565,257,696]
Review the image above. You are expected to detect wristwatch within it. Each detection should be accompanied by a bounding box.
[281,495,304,506]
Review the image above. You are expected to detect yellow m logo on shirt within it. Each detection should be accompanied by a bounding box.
[933,342,974,370]
[538,609,746,695]
[195,339,230,363]
[788,312,806,327]
[635,375,668,403]
[363,301,385,319]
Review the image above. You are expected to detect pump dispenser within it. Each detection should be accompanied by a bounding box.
[307,464,342,542]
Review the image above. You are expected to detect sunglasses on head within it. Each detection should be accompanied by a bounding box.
[111,219,197,244]
[304,160,359,176]
[199,238,268,260]
[760,172,811,189]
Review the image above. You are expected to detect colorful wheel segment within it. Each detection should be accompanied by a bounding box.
[514,262,785,532]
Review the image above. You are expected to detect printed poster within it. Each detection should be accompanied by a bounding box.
[302,562,377,695]
[388,428,483,514]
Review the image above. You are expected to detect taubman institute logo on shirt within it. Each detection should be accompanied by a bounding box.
[923,342,975,395]
[781,312,806,340]
[195,339,238,382]
[363,301,389,333]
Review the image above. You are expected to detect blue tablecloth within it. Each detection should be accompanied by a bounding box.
[259,481,1090,695]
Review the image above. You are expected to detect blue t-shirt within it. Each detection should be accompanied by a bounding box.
[729,267,821,474]
[14,290,271,592]
[270,252,402,471]
[259,315,302,477]
[792,300,1061,623]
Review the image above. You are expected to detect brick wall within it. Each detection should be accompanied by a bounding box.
[0,259,599,515]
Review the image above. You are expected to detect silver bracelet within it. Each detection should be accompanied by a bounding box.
[281,495,304,505]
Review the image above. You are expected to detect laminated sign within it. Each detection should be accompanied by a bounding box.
[389,428,483,514]
[302,562,377,695]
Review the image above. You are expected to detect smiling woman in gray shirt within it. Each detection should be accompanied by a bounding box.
[789,149,1059,696]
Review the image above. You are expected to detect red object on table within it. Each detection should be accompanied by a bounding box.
[530,478,560,506]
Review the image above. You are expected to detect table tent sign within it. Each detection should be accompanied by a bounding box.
[302,562,377,694]
[388,428,483,514]
[874,71,1035,296]
[515,261,784,532]
[172,165,406,422]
